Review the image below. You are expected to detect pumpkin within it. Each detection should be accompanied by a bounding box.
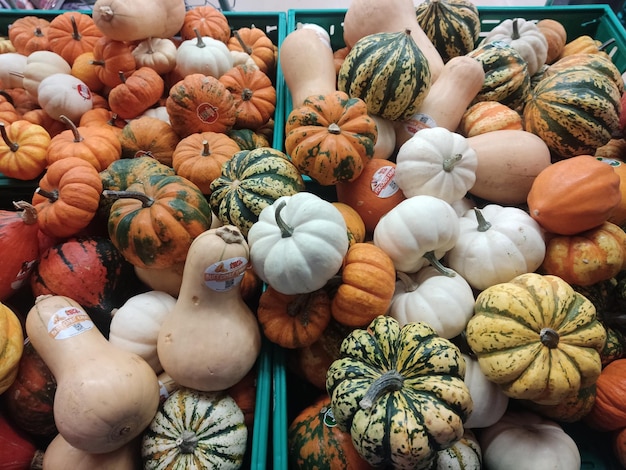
[536,18,567,64]
[30,235,133,335]
[0,411,41,470]
[388,266,475,340]
[78,107,126,139]
[521,384,597,423]
[175,30,234,79]
[8,16,50,55]
[31,156,103,239]
[90,36,136,89]
[331,242,396,327]
[338,29,432,121]
[141,388,247,469]
[219,64,276,131]
[0,301,24,395]
[108,290,177,374]
[546,52,624,95]
[284,91,378,185]
[433,429,482,469]
[21,108,66,139]
[613,426,626,468]
[523,66,621,160]
[445,205,547,291]
[596,156,626,226]
[0,120,50,181]
[71,51,104,93]
[180,5,230,43]
[118,116,179,165]
[208,147,305,237]
[172,131,241,194]
[21,50,71,101]
[585,358,626,431]
[332,201,366,247]
[540,222,626,287]
[415,0,481,63]
[0,93,20,126]
[227,128,270,150]
[466,272,607,405]
[372,194,460,274]
[458,100,524,137]
[326,315,473,469]
[46,12,103,65]
[0,53,27,90]
[37,73,93,124]
[99,155,175,193]
[257,285,332,349]
[165,73,237,138]
[3,340,57,439]
[0,201,40,302]
[462,353,509,429]
[105,174,213,269]
[108,67,165,120]
[248,192,349,295]
[527,154,622,235]
[395,126,477,203]
[227,26,276,76]
[131,37,177,75]
[288,394,375,470]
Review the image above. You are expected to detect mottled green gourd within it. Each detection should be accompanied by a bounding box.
[337,29,432,121]
[415,0,481,63]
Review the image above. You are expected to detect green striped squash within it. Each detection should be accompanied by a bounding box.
[141,388,247,470]
[467,41,531,111]
[226,128,271,150]
[415,0,481,63]
[326,315,472,470]
[209,147,305,237]
[546,52,625,95]
[523,65,621,160]
[338,30,431,121]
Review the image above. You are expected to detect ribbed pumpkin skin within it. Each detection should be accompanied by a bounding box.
[338,30,431,121]
[523,66,621,160]
[415,0,481,63]
[100,156,176,192]
[141,388,247,469]
[467,41,530,111]
[209,147,305,237]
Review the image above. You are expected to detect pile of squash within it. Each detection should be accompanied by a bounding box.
[1,0,626,468]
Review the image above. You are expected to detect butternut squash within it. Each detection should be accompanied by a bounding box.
[343,0,444,81]
[371,114,396,160]
[394,55,485,149]
[467,130,552,205]
[42,434,140,470]
[92,0,186,42]
[25,295,160,454]
[280,27,337,108]
[157,225,262,392]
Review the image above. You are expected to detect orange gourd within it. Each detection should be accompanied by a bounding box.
[71,51,104,93]
[458,101,523,138]
[0,119,50,181]
[227,27,276,76]
[180,5,230,43]
[596,156,626,226]
[47,12,103,65]
[108,67,165,120]
[585,358,626,432]
[537,18,567,64]
[332,201,366,246]
[0,301,24,395]
[118,116,179,166]
[8,16,50,55]
[90,36,137,88]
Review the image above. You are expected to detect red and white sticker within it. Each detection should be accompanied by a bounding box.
[196,102,220,124]
[401,113,437,137]
[76,83,92,101]
[10,259,36,291]
[371,165,400,198]
[47,306,94,340]
[203,256,248,292]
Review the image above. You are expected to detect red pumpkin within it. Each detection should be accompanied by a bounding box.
[0,411,41,470]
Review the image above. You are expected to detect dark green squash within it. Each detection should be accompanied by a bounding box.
[226,128,271,150]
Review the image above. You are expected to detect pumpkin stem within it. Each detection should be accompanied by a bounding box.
[473,208,492,232]
[102,189,154,208]
[34,27,44,38]
[176,429,199,454]
[35,187,59,203]
[443,153,463,172]
[201,139,211,156]
[359,369,405,410]
[216,225,245,244]
[118,70,127,83]
[540,327,560,348]
[511,18,521,40]
[274,200,294,238]
[396,271,419,293]
[232,29,253,55]
[0,122,18,152]
[328,123,341,135]
[242,87,254,102]
[69,14,82,41]
[13,201,38,225]
[96,5,115,22]
[287,291,315,318]
[423,251,456,277]
[90,59,106,66]
[193,28,206,48]
[59,115,84,143]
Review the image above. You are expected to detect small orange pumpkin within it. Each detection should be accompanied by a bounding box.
[585,358,626,431]
[332,201,366,246]
[0,93,20,125]
[118,116,180,166]
[46,11,103,65]
[21,108,67,138]
[536,18,567,64]
[458,100,523,137]
[596,156,626,226]
[8,16,51,55]
[0,120,50,181]
[108,67,165,120]
[90,36,137,89]
[180,5,231,43]
[78,108,126,139]
[71,51,104,93]
[227,27,276,76]
[612,426,626,468]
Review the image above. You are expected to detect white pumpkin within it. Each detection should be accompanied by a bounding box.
[140,106,171,124]
[37,73,93,123]
[108,290,177,373]
[0,52,27,89]
[373,194,460,273]
[248,192,349,295]
[395,126,478,203]
[479,409,581,470]
[445,204,546,291]
[175,31,234,79]
[462,354,509,429]
[388,266,474,339]
[22,51,71,100]
[132,37,178,75]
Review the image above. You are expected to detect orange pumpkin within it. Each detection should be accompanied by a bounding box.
[536,18,567,64]
[71,51,104,93]
[180,5,230,43]
[78,107,126,139]
[332,201,366,246]
[31,156,103,238]
[585,358,626,431]
[7,16,51,55]
[613,426,626,468]
[527,154,622,235]
[21,108,66,138]
[330,242,397,327]
[0,120,50,181]
[172,131,241,194]
[219,64,277,131]
[90,36,137,88]
[257,286,332,349]
[227,27,276,76]
[46,11,103,65]
[108,67,165,120]
[118,116,179,166]
[596,156,626,226]
[0,93,20,125]
[4,88,38,117]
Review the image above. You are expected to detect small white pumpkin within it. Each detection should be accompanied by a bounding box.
[445,204,546,291]
[175,30,234,79]
[140,106,171,124]
[22,51,71,100]
[132,37,178,75]
[388,266,474,339]
[433,429,482,469]
[248,192,349,295]
[0,52,27,89]
[373,194,460,274]
[462,353,509,429]
[395,126,478,203]
[37,73,93,123]
[108,290,177,373]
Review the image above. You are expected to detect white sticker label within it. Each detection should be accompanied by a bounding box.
[10,259,36,290]
[203,257,248,292]
[402,113,437,137]
[371,166,401,198]
[47,306,94,340]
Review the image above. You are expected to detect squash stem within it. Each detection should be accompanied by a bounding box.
[396,271,419,293]
[423,251,456,277]
[328,123,341,135]
[232,29,253,55]
[118,70,127,83]
[242,88,254,102]
[274,200,294,238]
[193,28,206,48]
[512,18,521,40]
[443,153,462,172]
[13,201,38,225]
[59,115,84,143]
[201,140,211,156]
[473,208,491,232]
[102,189,154,208]
[216,225,245,244]
[69,14,82,41]
[359,370,405,410]
[540,327,560,348]
[176,429,199,454]
[0,122,18,152]
[35,187,59,203]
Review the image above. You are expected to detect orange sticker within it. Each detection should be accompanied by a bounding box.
[47,306,94,340]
